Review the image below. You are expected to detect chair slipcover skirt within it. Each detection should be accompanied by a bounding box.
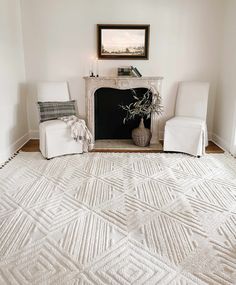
[39,120,83,159]
[164,117,208,157]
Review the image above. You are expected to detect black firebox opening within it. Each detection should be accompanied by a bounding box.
[95,87,151,140]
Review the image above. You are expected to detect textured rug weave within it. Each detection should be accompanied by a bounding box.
[0,152,236,285]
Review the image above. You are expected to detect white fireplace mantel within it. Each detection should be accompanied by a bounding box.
[83,76,163,146]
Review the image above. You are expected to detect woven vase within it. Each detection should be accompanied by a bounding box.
[132,118,152,147]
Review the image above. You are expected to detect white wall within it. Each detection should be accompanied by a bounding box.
[20,0,223,138]
[213,0,236,154]
[0,0,28,163]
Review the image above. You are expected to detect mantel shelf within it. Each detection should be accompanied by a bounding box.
[83,76,163,80]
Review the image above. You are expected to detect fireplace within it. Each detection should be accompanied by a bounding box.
[95,87,151,140]
[84,76,163,149]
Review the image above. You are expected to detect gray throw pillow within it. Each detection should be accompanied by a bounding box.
[38,100,77,122]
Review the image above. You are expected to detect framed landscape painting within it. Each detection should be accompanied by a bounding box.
[97,24,150,59]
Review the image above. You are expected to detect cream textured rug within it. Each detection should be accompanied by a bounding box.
[0,152,236,285]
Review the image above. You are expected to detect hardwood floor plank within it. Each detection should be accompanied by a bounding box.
[20,139,39,152]
[20,139,224,154]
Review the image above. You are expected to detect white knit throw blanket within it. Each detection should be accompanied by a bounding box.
[59,115,93,152]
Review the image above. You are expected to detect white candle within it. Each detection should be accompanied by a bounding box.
[89,57,95,76]
[95,58,99,77]
[91,60,94,76]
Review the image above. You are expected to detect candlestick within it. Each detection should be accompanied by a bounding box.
[89,57,95,77]
[95,58,99,77]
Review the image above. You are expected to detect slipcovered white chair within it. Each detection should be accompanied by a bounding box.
[163,82,210,157]
[37,82,83,159]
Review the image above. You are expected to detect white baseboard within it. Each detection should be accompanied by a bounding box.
[0,133,30,164]
[29,130,39,139]
[207,132,213,141]
[211,133,230,152]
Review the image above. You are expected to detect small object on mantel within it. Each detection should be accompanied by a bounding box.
[117,66,142,77]
[118,66,132,77]
[131,66,142,77]
[89,57,99,77]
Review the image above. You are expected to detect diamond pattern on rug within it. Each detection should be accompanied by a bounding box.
[0,240,80,285]
[68,178,123,208]
[97,194,157,231]
[86,240,176,285]
[65,273,95,285]
[152,168,203,192]
[81,155,122,176]
[0,152,236,284]
[162,196,207,236]
[0,210,45,257]
[173,156,222,178]
[0,194,19,219]
[181,240,236,285]
[50,212,125,266]
[169,273,208,285]
[214,214,236,247]
[132,213,202,266]
[188,180,236,210]
[28,194,88,232]
[132,178,180,209]
[130,157,163,176]
[100,167,147,192]
[8,176,63,208]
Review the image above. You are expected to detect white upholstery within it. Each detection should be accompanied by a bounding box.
[37,82,70,102]
[37,82,83,158]
[164,82,209,157]
[39,120,83,159]
[175,82,209,119]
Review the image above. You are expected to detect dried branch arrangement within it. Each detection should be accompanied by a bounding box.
[120,89,163,124]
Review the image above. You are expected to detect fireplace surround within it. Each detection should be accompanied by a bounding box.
[84,76,163,149]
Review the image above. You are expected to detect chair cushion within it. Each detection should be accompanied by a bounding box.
[39,119,69,131]
[165,116,205,129]
[38,100,77,122]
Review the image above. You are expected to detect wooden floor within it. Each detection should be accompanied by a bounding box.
[20,139,224,154]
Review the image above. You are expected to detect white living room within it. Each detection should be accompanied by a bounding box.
[0,0,236,284]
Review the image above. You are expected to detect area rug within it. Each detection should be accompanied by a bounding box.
[0,152,236,285]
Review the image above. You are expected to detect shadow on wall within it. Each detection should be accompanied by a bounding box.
[8,83,28,152]
[231,100,236,156]
[25,82,39,137]
[66,77,86,120]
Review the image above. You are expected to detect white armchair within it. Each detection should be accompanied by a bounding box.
[37,82,83,159]
[163,82,210,157]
